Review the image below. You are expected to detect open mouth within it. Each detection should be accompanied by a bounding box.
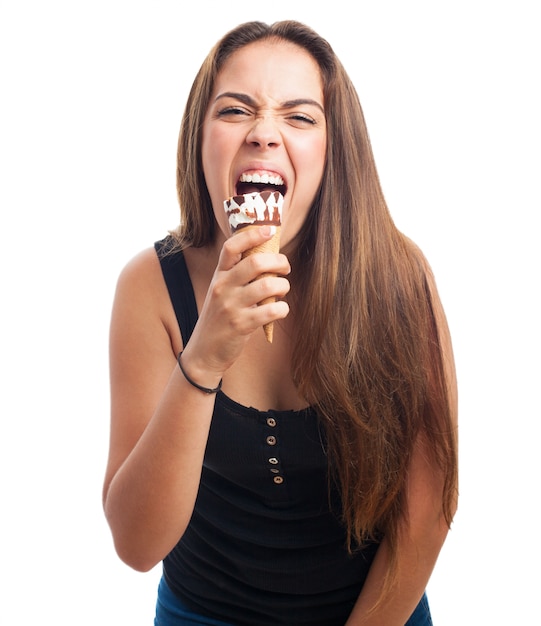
[236,171,287,197]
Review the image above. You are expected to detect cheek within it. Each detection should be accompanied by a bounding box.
[311,137,327,178]
[202,138,225,203]
[297,135,326,182]
[202,126,237,192]
[201,129,218,180]
[202,128,234,237]
[292,138,326,221]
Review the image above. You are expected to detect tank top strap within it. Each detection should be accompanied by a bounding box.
[154,236,199,345]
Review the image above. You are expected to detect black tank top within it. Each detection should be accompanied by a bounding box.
[154,237,379,626]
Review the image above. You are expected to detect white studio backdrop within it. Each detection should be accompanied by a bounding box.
[1,1,539,624]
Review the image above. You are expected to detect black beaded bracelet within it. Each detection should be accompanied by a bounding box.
[177,351,223,394]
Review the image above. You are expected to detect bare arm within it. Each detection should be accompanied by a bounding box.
[102,228,290,572]
[346,260,458,625]
[102,248,218,572]
[345,436,452,624]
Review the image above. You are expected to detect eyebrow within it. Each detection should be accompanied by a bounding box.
[214,92,325,115]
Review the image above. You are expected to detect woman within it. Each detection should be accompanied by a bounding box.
[103,20,458,626]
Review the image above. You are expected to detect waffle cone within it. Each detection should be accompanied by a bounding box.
[240,226,281,343]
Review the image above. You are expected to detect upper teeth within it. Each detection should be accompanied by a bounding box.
[239,172,284,186]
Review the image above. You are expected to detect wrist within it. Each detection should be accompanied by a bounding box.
[177,351,223,395]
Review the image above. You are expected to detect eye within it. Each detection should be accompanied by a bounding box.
[287,113,317,127]
[217,106,251,118]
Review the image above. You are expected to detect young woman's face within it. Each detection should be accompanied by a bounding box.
[202,40,327,246]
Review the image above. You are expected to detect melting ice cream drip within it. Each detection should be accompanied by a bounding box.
[224,190,283,232]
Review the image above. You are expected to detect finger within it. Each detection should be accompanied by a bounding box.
[244,274,291,305]
[218,226,278,271]
[235,253,291,288]
[212,273,290,322]
[244,298,291,331]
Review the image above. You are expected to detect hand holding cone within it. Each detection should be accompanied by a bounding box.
[224,191,284,343]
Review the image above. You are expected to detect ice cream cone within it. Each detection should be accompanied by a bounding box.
[223,190,284,343]
[241,226,281,343]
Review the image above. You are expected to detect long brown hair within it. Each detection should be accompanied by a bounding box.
[174,20,458,597]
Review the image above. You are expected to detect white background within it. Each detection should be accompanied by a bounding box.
[1,1,539,624]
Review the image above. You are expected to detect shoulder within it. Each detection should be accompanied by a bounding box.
[403,236,458,422]
[112,246,163,315]
[399,235,443,305]
[119,247,160,282]
[401,235,447,320]
[401,235,431,272]
[111,244,181,347]
[114,243,178,312]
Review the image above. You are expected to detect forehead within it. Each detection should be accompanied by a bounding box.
[213,40,324,102]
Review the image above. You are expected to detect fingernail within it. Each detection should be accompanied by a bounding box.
[268,225,277,237]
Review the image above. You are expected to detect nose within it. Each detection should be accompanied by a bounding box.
[245,115,281,148]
